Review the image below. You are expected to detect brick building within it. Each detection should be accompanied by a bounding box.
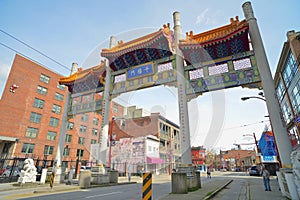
[218,149,256,171]
[0,54,124,169]
[0,54,69,161]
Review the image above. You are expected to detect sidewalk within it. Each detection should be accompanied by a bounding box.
[159,175,288,200]
[248,177,287,200]
[159,179,233,200]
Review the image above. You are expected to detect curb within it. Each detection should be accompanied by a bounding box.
[33,186,80,194]
[203,179,233,200]
[33,181,138,193]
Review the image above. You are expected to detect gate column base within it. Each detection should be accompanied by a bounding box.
[171,173,188,194]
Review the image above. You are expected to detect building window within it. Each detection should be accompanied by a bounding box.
[52,104,61,114]
[21,143,35,154]
[65,134,72,143]
[44,145,54,155]
[81,114,88,122]
[92,128,98,136]
[78,137,85,145]
[47,131,56,141]
[80,125,87,133]
[33,98,44,109]
[282,103,292,124]
[119,120,125,130]
[148,146,152,152]
[49,117,59,127]
[91,139,97,144]
[291,82,300,113]
[40,74,50,84]
[57,84,66,91]
[113,105,118,113]
[54,92,64,101]
[67,122,74,130]
[77,149,84,158]
[93,118,99,125]
[30,112,42,123]
[282,51,298,88]
[37,85,48,95]
[276,80,284,102]
[63,147,70,156]
[25,127,38,138]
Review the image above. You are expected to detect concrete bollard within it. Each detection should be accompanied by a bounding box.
[196,172,201,188]
[285,172,300,200]
[109,170,118,183]
[172,173,188,194]
[40,169,48,184]
[187,175,199,191]
[79,170,91,189]
[67,168,75,184]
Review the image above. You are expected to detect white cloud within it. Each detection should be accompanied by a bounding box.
[196,8,209,25]
[196,9,222,28]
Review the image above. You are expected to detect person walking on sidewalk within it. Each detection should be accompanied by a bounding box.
[207,167,211,179]
[262,166,271,191]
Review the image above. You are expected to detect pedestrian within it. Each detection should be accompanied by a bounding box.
[207,167,211,179]
[128,163,132,182]
[262,166,271,191]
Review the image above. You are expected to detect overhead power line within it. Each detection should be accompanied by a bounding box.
[224,120,269,131]
[0,29,70,71]
[0,42,48,69]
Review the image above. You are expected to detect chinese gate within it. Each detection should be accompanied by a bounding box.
[58,2,292,172]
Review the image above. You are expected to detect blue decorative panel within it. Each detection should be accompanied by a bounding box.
[127,63,153,79]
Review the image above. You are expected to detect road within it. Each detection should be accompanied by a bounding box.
[0,172,285,200]
[17,182,170,200]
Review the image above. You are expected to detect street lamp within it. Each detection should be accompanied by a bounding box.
[241,93,282,167]
[241,91,266,102]
[241,96,266,102]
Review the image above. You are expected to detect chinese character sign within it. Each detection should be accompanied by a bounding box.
[127,63,153,79]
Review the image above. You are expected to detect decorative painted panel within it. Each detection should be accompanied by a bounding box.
[111,56,177,97]
[68,94,102,115]
[186,51,261,97]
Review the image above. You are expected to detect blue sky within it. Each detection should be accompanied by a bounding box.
[1,0,299,150]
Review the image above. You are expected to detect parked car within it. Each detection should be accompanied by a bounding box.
[249,166,261,176]
[80,166,91,171]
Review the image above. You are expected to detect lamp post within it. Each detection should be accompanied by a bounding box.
[241,93,282,167]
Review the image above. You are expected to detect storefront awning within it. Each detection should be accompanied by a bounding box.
[146,156,164,164]
[0,136,18,142]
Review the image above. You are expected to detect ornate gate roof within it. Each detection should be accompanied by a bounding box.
[101,24,174,71]
[59,61,106,93]
[179,16,249,65]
